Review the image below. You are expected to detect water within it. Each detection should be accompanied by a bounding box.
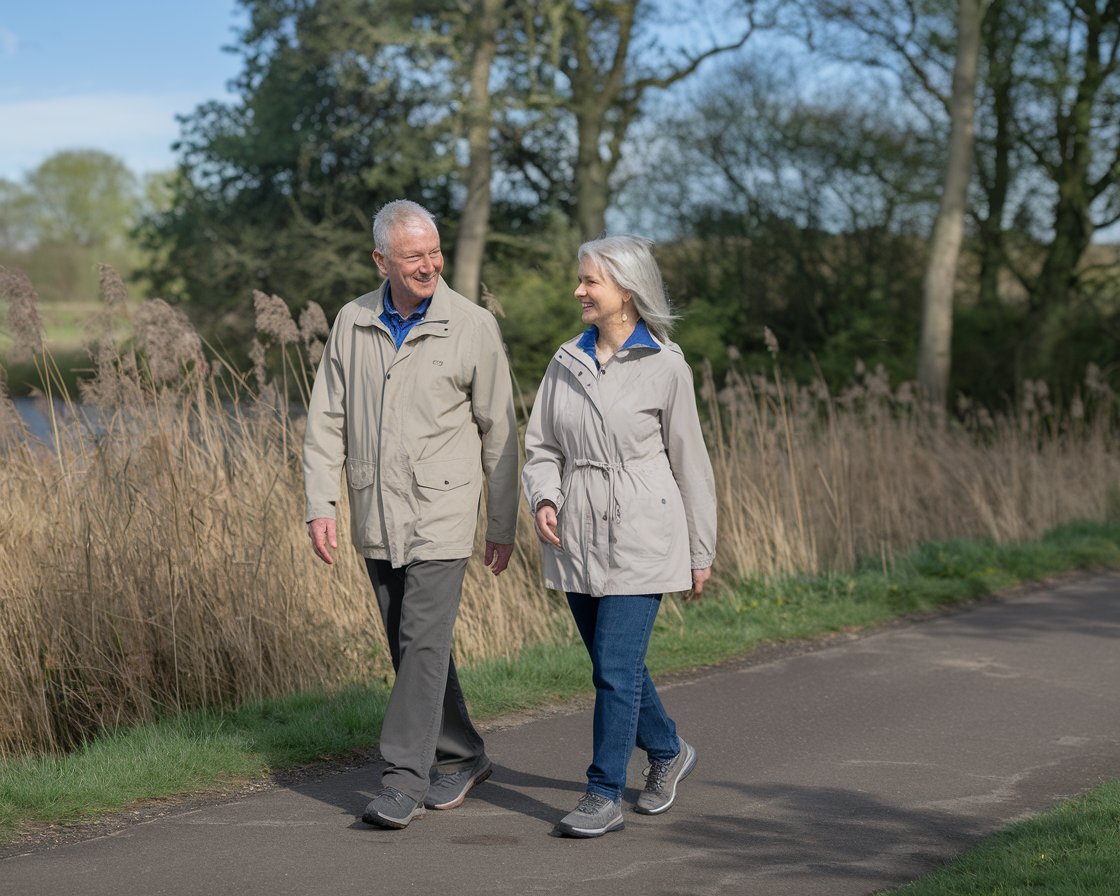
[9,396,105,446]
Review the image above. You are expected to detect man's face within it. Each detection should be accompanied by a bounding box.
[373,221,444,309]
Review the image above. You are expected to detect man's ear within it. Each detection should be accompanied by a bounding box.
[372,250,388,276]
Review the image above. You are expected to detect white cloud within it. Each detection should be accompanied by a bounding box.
[0,90,218,179]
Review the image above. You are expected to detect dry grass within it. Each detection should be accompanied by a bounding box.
[1,267,1117,758]
[702,355,1119,585]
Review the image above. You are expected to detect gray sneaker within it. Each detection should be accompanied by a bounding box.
[424,754,493,810]
[557,792,624,838]
[634,739,697,815]
[362,786,425,829]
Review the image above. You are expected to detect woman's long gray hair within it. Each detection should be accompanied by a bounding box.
[577,235,676,342]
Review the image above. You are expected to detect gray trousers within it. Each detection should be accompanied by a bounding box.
[365,558,485,801]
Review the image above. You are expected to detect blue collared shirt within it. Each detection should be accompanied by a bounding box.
[379,285,432,348]
[577,320,660,369]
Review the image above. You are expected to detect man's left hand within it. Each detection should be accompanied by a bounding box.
[484,541,514,576]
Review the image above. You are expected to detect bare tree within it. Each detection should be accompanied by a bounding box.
[918,0,988,406]
[451,0,504,302]
[560,1,762,238]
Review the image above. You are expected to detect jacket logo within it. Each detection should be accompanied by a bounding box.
[432,359,444,366]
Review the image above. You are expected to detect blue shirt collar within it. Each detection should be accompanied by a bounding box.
[577,320,659,367]
[382,284,431,322]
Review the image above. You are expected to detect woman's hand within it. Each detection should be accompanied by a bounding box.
[687,567,711,600]
[534,501,561,547]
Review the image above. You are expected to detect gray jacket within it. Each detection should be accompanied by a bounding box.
[303,277,519,565]
[522,331,716,596]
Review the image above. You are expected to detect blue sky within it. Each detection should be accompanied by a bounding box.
[0,1,246,182]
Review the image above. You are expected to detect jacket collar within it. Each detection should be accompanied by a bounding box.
[352,276,459,334]
[558,320,668,374]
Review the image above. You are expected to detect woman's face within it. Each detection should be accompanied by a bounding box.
[575,259,630,329]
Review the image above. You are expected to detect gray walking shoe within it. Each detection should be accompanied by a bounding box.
[362,786,425,829]
[634,739,697,815]
[424,754,493,810]
[557,792,624,838]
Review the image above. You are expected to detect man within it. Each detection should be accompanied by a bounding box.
[303,199,519,829]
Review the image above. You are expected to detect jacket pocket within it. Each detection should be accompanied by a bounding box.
[346,458,377,489]
[413,458,473,491]
[617,495,675,560]
[412,457,482,547]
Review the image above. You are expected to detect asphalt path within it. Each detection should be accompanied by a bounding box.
[4,572,1119,895]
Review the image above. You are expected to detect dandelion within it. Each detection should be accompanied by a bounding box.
[134,299,205,384]
[253,291,299,345]
[0,266,44,359]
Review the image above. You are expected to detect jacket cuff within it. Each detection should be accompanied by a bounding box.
[689,551,715,570]
[305,501,337,524]
[532,490,564,514]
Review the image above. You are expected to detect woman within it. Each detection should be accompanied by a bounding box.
[522,235,717,838]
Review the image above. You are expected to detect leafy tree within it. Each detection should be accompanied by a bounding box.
[23,150,140,251]
[139,0,461,328]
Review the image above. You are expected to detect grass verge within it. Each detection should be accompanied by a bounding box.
[2,519,1118,843]
[880,779,1120,895]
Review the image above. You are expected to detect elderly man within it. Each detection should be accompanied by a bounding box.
[303,199,519,829]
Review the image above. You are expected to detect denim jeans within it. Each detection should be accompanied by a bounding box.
[567,592,680,802]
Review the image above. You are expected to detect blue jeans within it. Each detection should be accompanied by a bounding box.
[566,592,680,803]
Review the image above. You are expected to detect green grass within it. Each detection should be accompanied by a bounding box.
[2,520,1119,845]
[881,779,1120,895]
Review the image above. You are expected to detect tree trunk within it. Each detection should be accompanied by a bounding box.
[917,0,985,407]
[452,0,502,303]
[574,105,612,239]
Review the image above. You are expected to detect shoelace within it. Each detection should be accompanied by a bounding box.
[575,792,611,814]
[643,757,674,793]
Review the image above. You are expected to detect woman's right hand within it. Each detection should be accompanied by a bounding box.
[534,501,561,547]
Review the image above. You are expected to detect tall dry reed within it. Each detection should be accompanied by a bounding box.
[1,268,1117,757]
[703,353,1119,583]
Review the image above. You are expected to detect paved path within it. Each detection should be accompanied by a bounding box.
[4,572,1120,895]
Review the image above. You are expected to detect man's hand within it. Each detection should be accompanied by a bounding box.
[484,541,514,575]
[308,518,338,565]
[687,567,711,601]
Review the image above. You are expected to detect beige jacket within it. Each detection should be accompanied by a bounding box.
[303,277,519,565]
[522,330,716,596]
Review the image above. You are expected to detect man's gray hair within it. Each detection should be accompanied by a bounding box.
[372,200,438,254]
[577,235,677,342]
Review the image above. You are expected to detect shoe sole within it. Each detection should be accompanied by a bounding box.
[362,806,426,829]
[556,816,624,838]
[633,743,697,816]
[425,763,493,810]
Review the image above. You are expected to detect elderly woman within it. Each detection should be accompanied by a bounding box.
[522,235,717,838]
